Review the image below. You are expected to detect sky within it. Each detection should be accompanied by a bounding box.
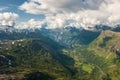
[0,0,120,29]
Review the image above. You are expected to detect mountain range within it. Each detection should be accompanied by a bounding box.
[0,25,120,80]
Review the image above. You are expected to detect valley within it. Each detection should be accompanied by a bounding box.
[0,28,120,80]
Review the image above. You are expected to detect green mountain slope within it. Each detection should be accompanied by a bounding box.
[89,30,120,58]
[88,30,120,80]
[0,38,75,80]
[62,30,120,80]
[0,30,120,80]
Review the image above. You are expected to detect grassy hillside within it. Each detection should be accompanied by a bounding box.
[62,30,120,80]
[88,30,120,80]
[89,30,120,58]
[0,30,120,80]
[0,38,75,80]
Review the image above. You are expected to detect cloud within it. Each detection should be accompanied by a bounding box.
[19,0,104,15]
[16,19,43,29]
[0,12,19,27]
[19,0,120,29]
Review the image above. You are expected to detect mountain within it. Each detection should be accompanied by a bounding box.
[0,27,100,48]
[88,30,120,80]
[112,25,120,32]
[0,25,120,80]
[39,27,100,48]
[89,30,120,58]
[61,30,120,80]
[0,37,75,80]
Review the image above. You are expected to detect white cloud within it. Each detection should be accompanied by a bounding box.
[19,0,120,29]
[16,19,43,29]
[0,12,19,26]
[19,0,104,15]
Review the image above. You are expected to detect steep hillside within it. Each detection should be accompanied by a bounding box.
[42,28,100,48]
[88,30,120,80]
[61,30,120,80]
[0,38,75,80]
[89,30,120,58]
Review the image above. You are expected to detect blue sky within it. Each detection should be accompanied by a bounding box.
[0,0,44,23]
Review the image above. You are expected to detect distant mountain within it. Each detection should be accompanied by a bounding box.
[38,27,100,48]
[0,26,100,48]
[112,25,120,32]
[0,25,119,44]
